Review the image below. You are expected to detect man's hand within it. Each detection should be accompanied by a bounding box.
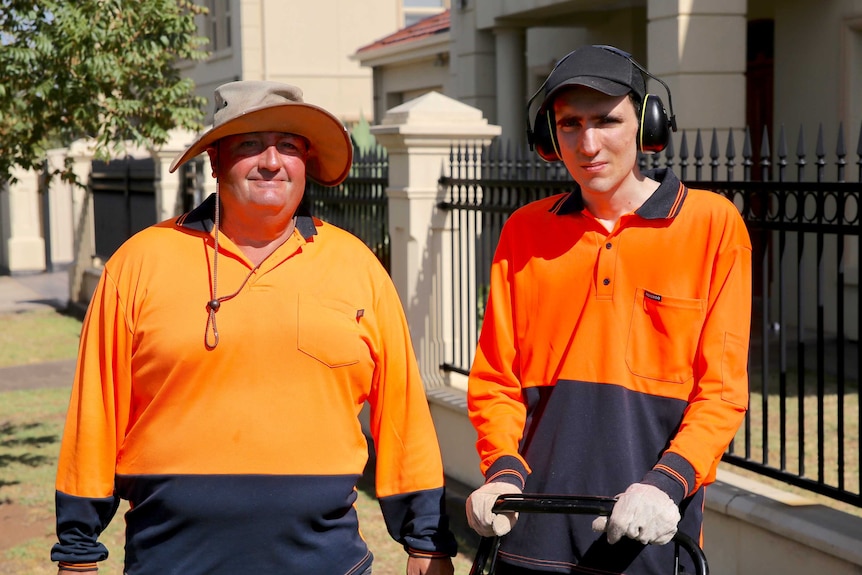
[591,483,680,545]
[466,481,523,537]
[406,555,454,575]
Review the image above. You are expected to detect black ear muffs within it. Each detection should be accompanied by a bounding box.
[638,93,672,153]
[530,108,560,162]
[529,93,672,161]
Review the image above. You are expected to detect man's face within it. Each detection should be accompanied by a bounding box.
[552,86,640,196]
[207,131,309,220]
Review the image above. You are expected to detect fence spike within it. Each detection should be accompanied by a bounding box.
[760,126,771,159]
[857,122,862,182]
[816,124,826,182]
[776,124,788,183]
[677,131,689,180]
[450,142,458,179]
[725,129,737,181]
[796,124,807,158]
[710,129,720,180]
[694,129,704,180]
[743,125,753,158]
[836,122,846,183]
[756,125,769,182]
[726,129,737,158]
[796,125,807,181]
[490,139,499,180]
[742,126,753,181]
[663,132,675,171]
[515,139,527,179]
[693,129,703,158]
[710,129,720,159]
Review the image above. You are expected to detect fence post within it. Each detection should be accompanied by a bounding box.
[152,128,205,222]
[0,166,47,274]
[370,92,501,388]
[43,150,77,272]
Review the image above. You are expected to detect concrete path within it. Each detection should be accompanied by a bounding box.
[0,269,71,314]
[0,269,77,391]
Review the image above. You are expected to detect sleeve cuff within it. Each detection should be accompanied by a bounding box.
[407,547,453,559]
[57,562,99,572]
[642,451,697,504]
[485,455,529,490]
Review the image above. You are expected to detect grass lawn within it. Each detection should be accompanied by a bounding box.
[0,309,478,574]
[0,309,83,368]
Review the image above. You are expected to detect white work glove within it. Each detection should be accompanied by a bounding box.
[591,483,680,545]
[466,482,523,537]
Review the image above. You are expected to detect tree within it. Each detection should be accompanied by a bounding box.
[0,0,209,184]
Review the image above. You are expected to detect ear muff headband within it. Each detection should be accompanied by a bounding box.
[526,46,678,160]
[638,97,649,153]
[547,109,561,161]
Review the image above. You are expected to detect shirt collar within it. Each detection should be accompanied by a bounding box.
[553,168,686,219]
[176,193,318,239]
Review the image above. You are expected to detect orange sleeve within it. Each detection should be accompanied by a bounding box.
[55,265,133,499]
[467,224,531,480]
[367,274,447,498]
[664,209,752,490]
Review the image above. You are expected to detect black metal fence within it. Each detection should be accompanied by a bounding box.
[437,123,862,508]
[303,143,390,271]
[90,156,157,260]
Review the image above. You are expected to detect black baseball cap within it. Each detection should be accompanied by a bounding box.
[538,45,646,113]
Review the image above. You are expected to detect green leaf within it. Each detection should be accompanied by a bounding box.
[0,0,208,183]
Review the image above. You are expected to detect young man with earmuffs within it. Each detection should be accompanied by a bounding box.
[465,45,752,574]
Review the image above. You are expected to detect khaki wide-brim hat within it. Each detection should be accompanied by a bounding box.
[169,81,353,187]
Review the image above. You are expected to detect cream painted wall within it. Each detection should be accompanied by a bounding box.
[183,0,403,126]
[450,1,745,142]
[647,1,747,133]
[449,5,497,117]
[378,58,450,96]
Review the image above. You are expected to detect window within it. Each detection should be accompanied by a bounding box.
[403,0,448,27]
[205,0,232,52]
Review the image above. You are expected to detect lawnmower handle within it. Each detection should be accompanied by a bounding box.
[469,493,709,575]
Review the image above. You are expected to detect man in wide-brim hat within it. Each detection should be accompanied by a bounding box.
[52,80,457,575]
[169,80,353,185]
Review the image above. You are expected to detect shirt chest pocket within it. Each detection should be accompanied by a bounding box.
[296,294,363,368]
[625,288,706,383]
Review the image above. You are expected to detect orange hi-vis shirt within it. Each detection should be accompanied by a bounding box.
[52,196,456,574]
[468,168,751,573]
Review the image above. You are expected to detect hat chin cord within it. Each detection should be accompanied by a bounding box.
[204,179,260,350]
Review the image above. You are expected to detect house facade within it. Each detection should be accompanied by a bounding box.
[353,0,862,342]
[356,0,862,179]
[182,0,451,128]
